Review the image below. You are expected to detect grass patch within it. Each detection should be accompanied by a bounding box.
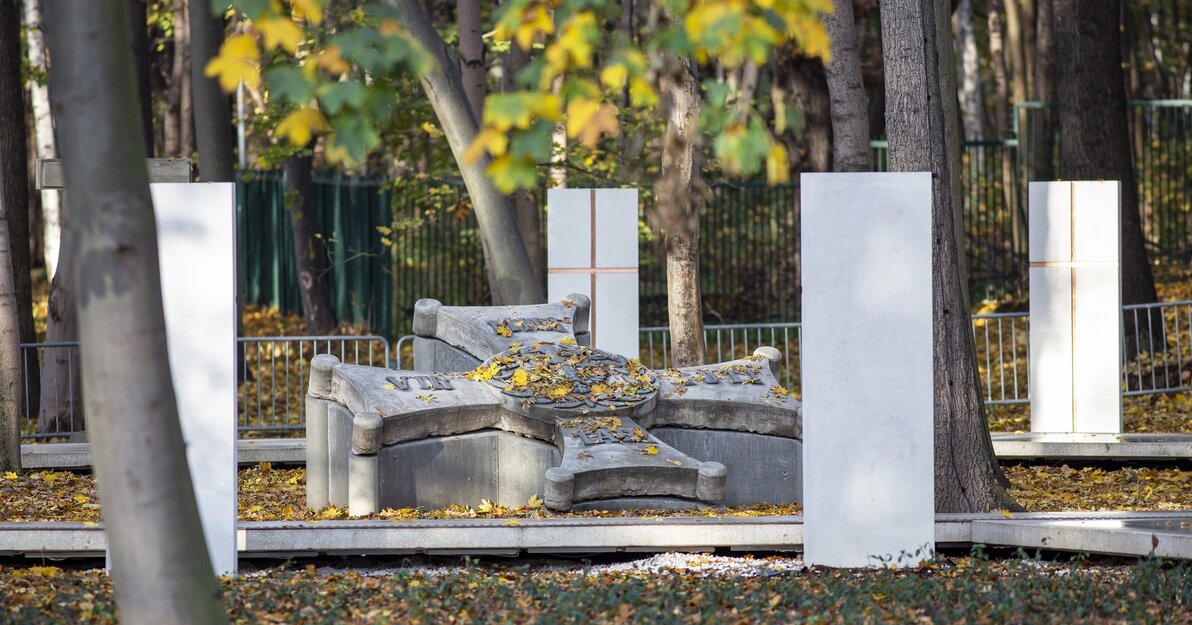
[2,557,1191,624]
[3,463,1188,523]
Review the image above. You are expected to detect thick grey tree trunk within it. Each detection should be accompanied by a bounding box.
[824,0,870,172]
[880,0,1019,514]
[23,0,62,279]
[785,55,832,172]
[0,0,25,472]
[285,153,337,335]
[655,56,706,368]
[189,0,235,182]
[390,0,544,305]
[44,1,229,622]
[1054,0,1160,357]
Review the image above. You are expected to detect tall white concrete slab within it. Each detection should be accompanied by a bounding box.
[1028,181,1122,435]
[547,188,639,358]
[152,182,238,575]
[801,172,935,568]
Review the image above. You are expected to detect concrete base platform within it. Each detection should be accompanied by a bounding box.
[3,512,1189,561]
[991,432,1192,460]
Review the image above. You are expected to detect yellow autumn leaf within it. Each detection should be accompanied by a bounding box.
[566,99,619,149]
[999,508,1015,518]
[382,383,396,391]
[516,5,554,50]
[559,336,577,346]
[204,33,260,92]
[548,385,570,398]
[511,368,530,387]
[27,566,60,577]
[463,128,509,164]
[73,494,89,504]
[256,16,304,53]
[600,64,628,90]
[645,445,659,455]
[478,498,495,513]
[311,46,350,76]
[291,0,324,24]
[378,18,404,37]
[496,325,513,337]
[527,494,543,508]
[2,471,17,480]
[766,142,790,183]
[275,107,329,146]
[505,519,521,526]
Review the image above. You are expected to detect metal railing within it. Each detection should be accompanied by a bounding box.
[19,335,389,440]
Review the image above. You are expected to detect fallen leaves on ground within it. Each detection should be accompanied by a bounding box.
[3,463,1189,523]
[2,557,1192,624]
[987,394,1192,433]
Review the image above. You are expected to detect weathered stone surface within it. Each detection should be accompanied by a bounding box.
[412,295,591,361]
[651,428,802,505]
[307,338,802,515]
[412,336,482,373]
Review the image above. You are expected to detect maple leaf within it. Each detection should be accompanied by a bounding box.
[2,471,16,480]
[560,337,577,346]
[256,16,304,53]
[291,0,324,24]
[276,107,329,147]
[511,369,530,387]
[644,445,659,455]
[204,34,260,92]
[566,99,620,149]
[496,325,514,338]
[526,494,544,508]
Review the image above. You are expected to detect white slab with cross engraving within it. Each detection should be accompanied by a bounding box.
[1029,181,1122,435]
[801,172,935,568]
[152,182,238,574]
[547,188,639,358]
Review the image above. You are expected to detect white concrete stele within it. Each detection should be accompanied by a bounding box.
[801,172,936,568]
[152,182,239,575]
[546,188,639,358]
[1028,181,1122,435]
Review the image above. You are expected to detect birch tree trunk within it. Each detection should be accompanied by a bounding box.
[1054,0,1160,358]
[285,153,337,335]
[824,0,870,172]
[190,0,234,181]
[953,0,988,140]
[0,0,25,472]
[390,0,544,305]
[655,55,706,368]
[23,0,61,280]
[44,0,228,621]
[880,0,1019,514]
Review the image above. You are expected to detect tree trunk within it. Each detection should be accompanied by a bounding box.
[164,0,186,156]
[987,0,1011,138]
[1005,0,1029,108]
[127,0,154,155]
[44,1,229,621]
[456,0,484,123]
[1031,0,1056,181]
[655,55,705,368]
[1054,0,1160,357]
[953,0,988,140]
[178,0,194,159]
[0,0,26,472]
[824,0,870,172]
[285,153,337,335]
[390,0,544,305]
[880,0,1019,514]
[37,217,80,434]
[785,55,832,172]
[23,0,62,280]
[502,43,545,286]
[189,0,235,182]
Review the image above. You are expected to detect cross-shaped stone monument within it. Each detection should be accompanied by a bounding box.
[307,299,801,515]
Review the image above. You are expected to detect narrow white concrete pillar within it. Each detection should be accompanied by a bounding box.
[801,172,935,568]
[1028,181,1122,434]
[153,182,239,575]
[546,188,639,358]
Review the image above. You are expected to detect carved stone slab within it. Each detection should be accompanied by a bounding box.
[307,341,801,515]
[412,295,591,362]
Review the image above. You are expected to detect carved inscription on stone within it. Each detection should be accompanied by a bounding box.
[385,374,456,392]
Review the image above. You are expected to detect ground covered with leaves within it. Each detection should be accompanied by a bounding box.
[3,463,1188,523]
[2,555,1191,624]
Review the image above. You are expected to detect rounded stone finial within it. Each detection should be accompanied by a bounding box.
[753,346,783,377]
[308,354,340,396]
[352,412,385,455]
[696,462,728,503]
[544,467,576,511]
[566,293,591,336]
[412,298,443,337]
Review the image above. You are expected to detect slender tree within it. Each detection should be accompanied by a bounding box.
[457,0,485,123]
[1054,0,1160,356]
[502,43,545,286]
[880,0,1019,513]
[285,152,337,335]
[389,0,544,305]
[823,0,870,172]
[1030,0,1055,181]
[0,0,25,473]
[22,0,61,279]
[44,0,229,622]
[189,0,236,182]
[1,0,34,355]
[127,0,155,154]
[654,55,706,367]
[953,0,988,141]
